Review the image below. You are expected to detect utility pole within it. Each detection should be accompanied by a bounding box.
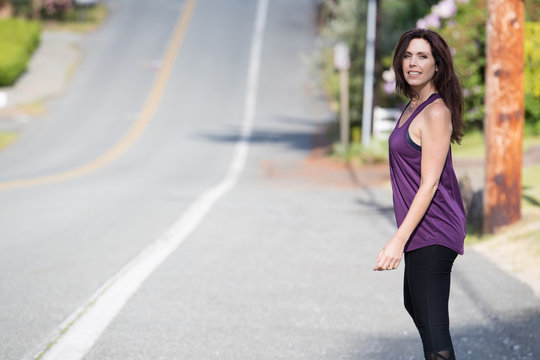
[361,0,377,146]
[483,0,525,234]
[334,42,350,149]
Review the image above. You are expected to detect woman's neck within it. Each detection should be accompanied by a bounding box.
[410,85,437,108]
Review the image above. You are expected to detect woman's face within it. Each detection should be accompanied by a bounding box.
[402,38,437,89]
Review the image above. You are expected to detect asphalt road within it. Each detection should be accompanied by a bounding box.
[0,0,539,359]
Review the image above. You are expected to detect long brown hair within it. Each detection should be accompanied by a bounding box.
[392,29,464,144]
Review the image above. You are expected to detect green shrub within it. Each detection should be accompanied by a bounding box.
[525,94,540,136]
[525,22,540,98]
[0,43,28,86]
[0,18,41,86]
[524,22,540,136]
[437,0,487,130]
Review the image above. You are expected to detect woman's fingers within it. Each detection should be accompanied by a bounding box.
[374,256,401,271]
[374,244,403,271]
[374,257,390,271]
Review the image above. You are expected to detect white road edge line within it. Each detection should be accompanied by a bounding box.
[33,0,269,359]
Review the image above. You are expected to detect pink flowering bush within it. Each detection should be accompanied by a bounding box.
[384,0,462,96]
[382,0,485,128]
[416,0,458,29]
[433,0,458,19]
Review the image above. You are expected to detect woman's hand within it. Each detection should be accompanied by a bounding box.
[373,236,405,271]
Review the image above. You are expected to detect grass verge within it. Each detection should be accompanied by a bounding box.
[16,99,47,116]
[452,130,540,160]
[0,132,18,150]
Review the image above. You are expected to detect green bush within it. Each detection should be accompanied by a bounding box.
[437,2,540,133]
[437,0,487,130]
[524,22,540,135]
[0,43,28,86]
[0,18,41,86]
[525,94,540,136]
[525,22,540,98]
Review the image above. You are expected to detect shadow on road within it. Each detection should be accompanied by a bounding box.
[352,309,540,359]
[196,128,326,153]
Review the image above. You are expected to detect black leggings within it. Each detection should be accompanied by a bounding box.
[404,245,458,360]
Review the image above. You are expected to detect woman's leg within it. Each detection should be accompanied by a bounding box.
[403,256,415,322]
[403,245,458,359]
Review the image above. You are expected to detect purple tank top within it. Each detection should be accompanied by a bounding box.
[388,93,466,255]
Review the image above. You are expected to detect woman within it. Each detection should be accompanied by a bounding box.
[373,29,466,360]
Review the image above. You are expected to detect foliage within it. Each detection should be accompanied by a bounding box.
[380,0,540,133]
[379,0,487,128]
[320,0,367,128]
[42,0,73,17]
[523,16,540,136]
[525,22,540,98]
[0,43,27,85]
[21,0,74,19]
[377,0,440,107]
[526,0,540,21]
[525,94,540,136]
[11,0,102,21]
[320,0,439,136]
[319,0,444,136]
[0,18,41,86]
[441,1,540,132]
[437,0,486,130]
[379,0,440,56]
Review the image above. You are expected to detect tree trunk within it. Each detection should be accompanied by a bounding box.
[483,0,525,234]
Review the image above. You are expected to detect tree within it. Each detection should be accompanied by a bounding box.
[321,0,367,128]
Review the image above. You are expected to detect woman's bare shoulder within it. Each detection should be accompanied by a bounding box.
[422,99,452,130]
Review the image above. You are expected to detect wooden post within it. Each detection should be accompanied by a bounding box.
[483,0,525,234]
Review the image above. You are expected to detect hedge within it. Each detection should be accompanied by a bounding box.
[0,18,41,86]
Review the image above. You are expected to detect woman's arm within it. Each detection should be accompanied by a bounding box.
[374,102,452,271]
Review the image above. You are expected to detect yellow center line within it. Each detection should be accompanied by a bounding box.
[0,0,198,192]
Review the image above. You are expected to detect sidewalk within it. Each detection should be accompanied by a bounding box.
[0,30,82,129]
